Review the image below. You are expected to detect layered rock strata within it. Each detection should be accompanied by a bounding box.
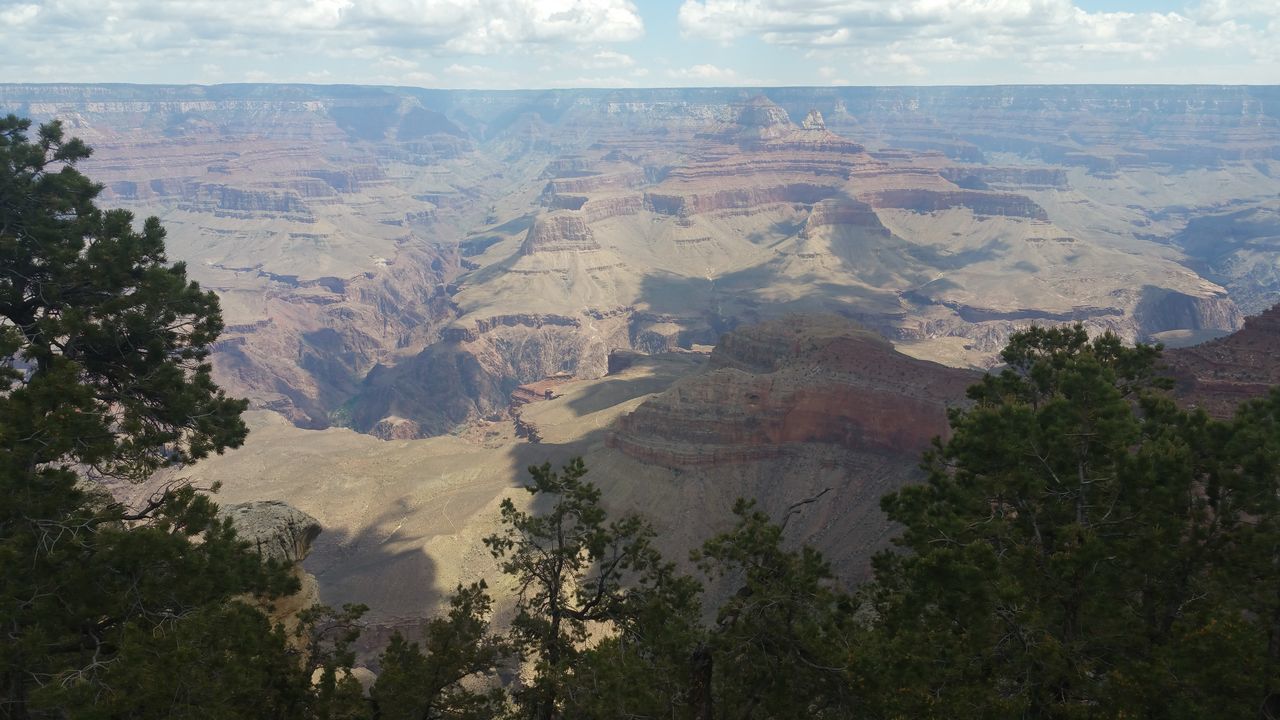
[608,315,977,468]
[5,83,1272,440]
[1166,303,1280,417]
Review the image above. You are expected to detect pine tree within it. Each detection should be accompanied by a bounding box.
[371,582,508,720]
[693,499,859,719]
[483,458,685,720]
[0,115,295,718]
[864,326,1280,718]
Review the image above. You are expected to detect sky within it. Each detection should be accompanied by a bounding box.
[1,0,1276,88]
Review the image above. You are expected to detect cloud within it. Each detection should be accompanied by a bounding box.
[344,0,644,54]
[676,0,1279,80]
[0,0,1274,87]
[0,3,39,26]
[375,56,420,71]
[443,63,493,78]
[586,50,637,68]
[668,63,738,81]
[0,0,645,84]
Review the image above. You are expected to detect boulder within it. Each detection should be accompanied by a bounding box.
[221,500,321,565]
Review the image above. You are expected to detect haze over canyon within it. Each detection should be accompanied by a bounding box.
[5,82,1279,629]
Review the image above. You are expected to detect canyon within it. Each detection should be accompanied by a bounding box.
[6,83,1279,631]
[4,84,1275,436]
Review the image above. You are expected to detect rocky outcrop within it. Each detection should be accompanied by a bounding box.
[521,214,601,254]
[735,96,793,139]
[580,195,644,223]
[939,166,1068,189]
[222,500,322,565]
[608,315,977,469]
[181,184,314,219]
[306,167,386,193]
[543,168,648,196]
[221,500,323,644]
[801,198,888,237]
[645,183,839,216]
[864,188,1049,220]
[1166,303,1280,417]
[442,314,582,343]
[1134,287,1243,338]
[607,349,643,375]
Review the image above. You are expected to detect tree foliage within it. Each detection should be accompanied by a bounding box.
[0,115,288,719]
[483,458,680,720]
[371,582,508,720]
[0,115,247,483]
[476,460,859,720]
[864,326,1280,718]
[298,603,372,720]
[693,499,858,719]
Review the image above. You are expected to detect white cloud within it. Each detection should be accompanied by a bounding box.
[0,0,1273,87]
[0,3,39,26]
[348,0,644,54]
[443,63,492,78]
[1192,0,1280,23]
[586,50,637,68]
[0,0,645,84]
[668,63,739,81]
[677,0,1279,80]
[375,56,420,71]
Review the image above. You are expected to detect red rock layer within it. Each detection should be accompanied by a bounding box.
[864,188,1049,220]
[543,168,648,195]
[1166,303,1280,417]
[607,315,978,469]
[938,166,1068,189]
[644,183,839,216]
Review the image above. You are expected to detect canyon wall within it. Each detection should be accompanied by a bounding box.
[609,315,976,469]
[3,83,1275,438]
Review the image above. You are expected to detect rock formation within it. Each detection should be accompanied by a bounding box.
[521,214,601,254]
[221,499,323,640]
[609,315,977,468]
[222,500,322,565]
[1166,302,1280,417]
[801,109,825,130]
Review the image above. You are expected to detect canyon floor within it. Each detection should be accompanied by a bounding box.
[188,353,702,625]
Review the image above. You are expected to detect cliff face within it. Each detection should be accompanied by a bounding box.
[594,315,978,582]
[211,244,462,428]
[864,188,1049,220]
[609,315,977,468]
[350,311,633,438]
[1135,287,1244,337]
[522,214,601,254]
[1166,303,1280,418]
